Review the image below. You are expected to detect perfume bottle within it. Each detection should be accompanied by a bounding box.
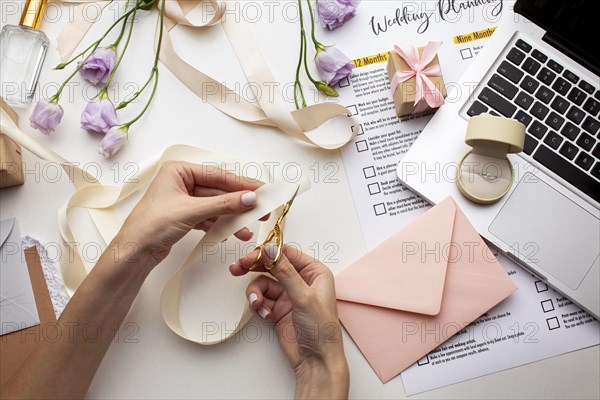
[0,0,49,107]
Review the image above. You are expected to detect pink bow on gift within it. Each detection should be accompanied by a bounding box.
[390,42,446,114]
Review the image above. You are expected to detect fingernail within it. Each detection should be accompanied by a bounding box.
[241,192,256,207]
[248,293,258,306]
[258,307,269,319]
[265,242,277,260]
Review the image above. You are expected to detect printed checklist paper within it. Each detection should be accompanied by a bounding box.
[325,0,600,395]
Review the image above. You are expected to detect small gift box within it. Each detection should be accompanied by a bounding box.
[0,98,24,189]
[387,42,447,117]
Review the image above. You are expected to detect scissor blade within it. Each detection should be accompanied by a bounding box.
[286,186,300,207]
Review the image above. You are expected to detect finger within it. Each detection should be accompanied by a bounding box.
[246,276,282,320]
[263,243,310,302]
[191,190,257,221]
[229,248,261,276]
[192,186,227,198]
[259,213,270,222]
[195,220,213,232]
[185,163,263,193]
[234,227,253,241]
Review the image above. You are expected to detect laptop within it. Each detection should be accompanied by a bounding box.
[397,0,600,319]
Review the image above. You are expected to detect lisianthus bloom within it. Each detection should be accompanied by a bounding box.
[78,47,117,86]
[317,0,360,30]
[81,97,118,134]
[98,125,128,158]
[29,99,64,135]
[315,46,354,87]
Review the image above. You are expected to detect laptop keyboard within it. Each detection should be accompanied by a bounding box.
[467,38,600,203]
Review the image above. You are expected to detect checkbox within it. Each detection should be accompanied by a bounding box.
[373,203,387,216]
[355,140,368,152]
[368,182,381,195]
[357,124,364,135]
[546,316,560,330]
[363,166,376,179]
[339,76,350,88]
[535,281,548,293]
[417,355,430,366]
[541,299,555,313]
[346,104,359,116]
[460,48,473,60]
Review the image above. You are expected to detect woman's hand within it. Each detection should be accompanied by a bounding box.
[230,245,349,399]
[119,161,262,264]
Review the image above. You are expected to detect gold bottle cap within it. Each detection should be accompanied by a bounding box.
[19,0,47,30]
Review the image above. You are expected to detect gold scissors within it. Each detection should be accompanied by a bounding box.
[249,187,299,270]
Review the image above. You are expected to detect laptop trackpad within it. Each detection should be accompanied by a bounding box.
[489,173,600,290]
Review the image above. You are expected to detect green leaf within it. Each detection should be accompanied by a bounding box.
[139,0,156,11]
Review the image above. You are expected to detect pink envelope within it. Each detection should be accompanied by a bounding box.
[336,197,517,383]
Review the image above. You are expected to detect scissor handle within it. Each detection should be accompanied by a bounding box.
[248,225,283,271]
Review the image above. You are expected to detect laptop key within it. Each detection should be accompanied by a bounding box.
[467,101,488,117]
[515,39,532,53]
[507,48,526,65]
[583,97,600,116]
[546,112,565,130]
[563,70,579,84]
[579,80,595,95]
[497,61,523,84]
[592,143,600,159]
[533,145,599,202]
[478,87,516,117]
[552,77,571,96]
[567,87,587,106]
[592,162,600,181]
[577,132,595,151]
[560,122,580,141]
[531,101,550,120]
[582,116,600,135]
[551,96,569,114]
[544,131,563,150]
[528,120,548,139]
[566,106,585,124]
[535,86,555,104]
[575,152,594,171]
[537,68,556,85]
[595,90,600,101]
[524,135,538,155]
[515,91,534,110]
[547,60,563,74]
[489,74,518,99]
[522,57,541,75]
[514,110,533,127]
[531,49,547,63]
[559,141,579,160]
[520,76,539,94]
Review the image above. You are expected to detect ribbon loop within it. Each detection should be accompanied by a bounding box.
[390,41,446,112]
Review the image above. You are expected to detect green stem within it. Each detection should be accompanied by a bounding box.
[116,69,155,109]
[305,0,322,50]
[297,0,318,85]
[122,0,166,127]
[111,14,129,47]
[101,0,141,95]
[55,5,139,71]
[123,68,159,128]
[294,13,306,109]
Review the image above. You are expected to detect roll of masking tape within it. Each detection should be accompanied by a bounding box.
[456,114,525,205]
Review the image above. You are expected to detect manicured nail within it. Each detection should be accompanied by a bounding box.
[258,307,269,319]
[248,293,258,306]
[241,192,256,207]
[265,242,277,260]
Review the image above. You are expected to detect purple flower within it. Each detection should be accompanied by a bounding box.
[315,47,354,87]
[78,47,117,86]
[81,98,118,134]
[317,0,360,30]
[29,100,64,135]
[98,126,128,158]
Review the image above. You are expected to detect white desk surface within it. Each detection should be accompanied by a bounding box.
[1,2,598,398]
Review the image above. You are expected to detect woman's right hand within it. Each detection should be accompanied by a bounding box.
[230,244,349,399]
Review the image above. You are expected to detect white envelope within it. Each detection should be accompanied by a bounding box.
[0,218,39,335]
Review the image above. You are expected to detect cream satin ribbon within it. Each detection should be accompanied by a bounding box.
[55,0,357,150]
[0,100,309,345]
